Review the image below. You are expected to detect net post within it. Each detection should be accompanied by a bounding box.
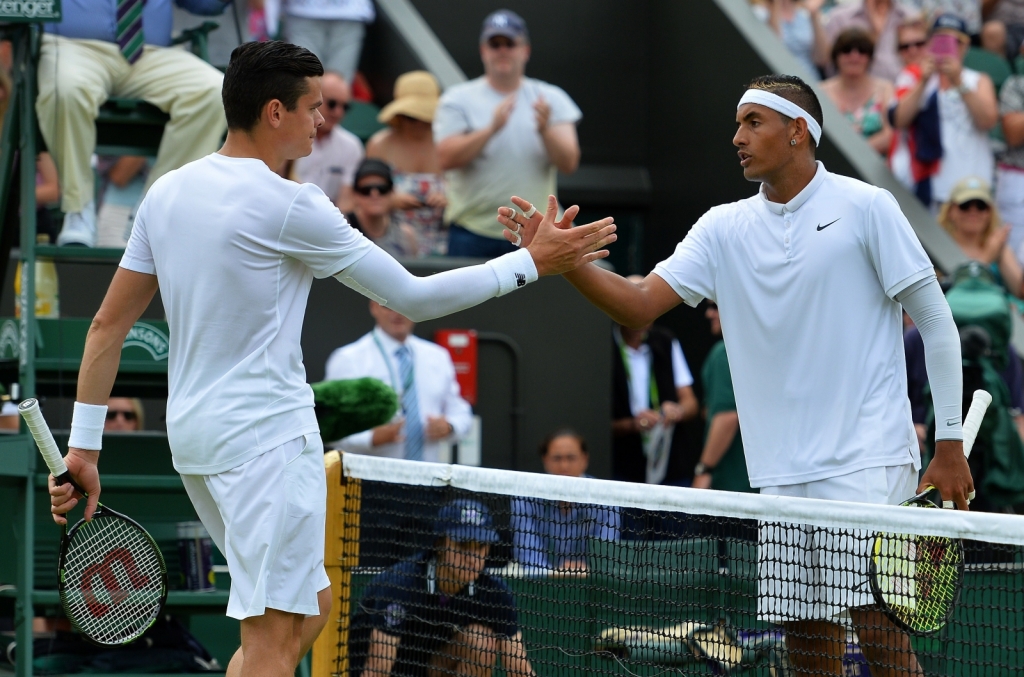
[312,451,361,677]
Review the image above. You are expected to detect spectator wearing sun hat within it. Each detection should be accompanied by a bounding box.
[367,71,448,257]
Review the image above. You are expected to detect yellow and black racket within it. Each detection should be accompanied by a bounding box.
[868,390,991,635]
[19,398,167,646]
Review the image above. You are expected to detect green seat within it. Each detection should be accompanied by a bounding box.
[964,47,1013,94]
[342,100,387,143]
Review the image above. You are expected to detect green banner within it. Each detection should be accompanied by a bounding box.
[0,0,61,22]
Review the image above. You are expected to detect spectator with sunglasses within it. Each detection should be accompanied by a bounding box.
[104,397,145,432]
[347,159,419,258]
[821,28,895,154]
[434,9,581,259]
[293,71,364,213]
[939,176,1023,297]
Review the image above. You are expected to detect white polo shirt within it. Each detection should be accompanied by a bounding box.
[653,163,933,487]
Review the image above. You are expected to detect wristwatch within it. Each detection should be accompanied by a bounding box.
[693,461,715,477]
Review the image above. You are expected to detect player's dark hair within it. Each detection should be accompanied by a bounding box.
[538,428,588,457]
[745,74,824,147]
[223,41,324,132]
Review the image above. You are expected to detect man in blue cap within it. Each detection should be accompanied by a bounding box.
[434,9,582,259]
[350,499,535,676]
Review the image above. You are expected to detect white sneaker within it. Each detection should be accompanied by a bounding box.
[57,200,97,247]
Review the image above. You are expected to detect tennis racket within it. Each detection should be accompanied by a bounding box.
[19,398,168,646]
[868,389,992,635]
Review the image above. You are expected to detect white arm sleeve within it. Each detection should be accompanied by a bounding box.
[897,276,963,441]
[334,245,538,322]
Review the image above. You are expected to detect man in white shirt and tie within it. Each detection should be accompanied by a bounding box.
[324,300,473,460]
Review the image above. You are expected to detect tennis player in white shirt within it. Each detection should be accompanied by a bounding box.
[501,74,970,677]
[46,41,615,677]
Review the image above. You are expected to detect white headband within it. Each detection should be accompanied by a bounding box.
[738,89,822,146]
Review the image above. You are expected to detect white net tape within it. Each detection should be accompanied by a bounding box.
[61,514,165,645]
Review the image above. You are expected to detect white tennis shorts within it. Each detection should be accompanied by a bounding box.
[181,433,331,620]
[757,464,917,623]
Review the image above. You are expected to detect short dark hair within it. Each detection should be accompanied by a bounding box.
[223,41,324,132]
[831,28,875,68]
[745,74,824,146]
[538,428,588,456]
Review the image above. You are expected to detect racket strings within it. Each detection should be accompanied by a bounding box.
[874,529,962,632]
[61,515,165,644]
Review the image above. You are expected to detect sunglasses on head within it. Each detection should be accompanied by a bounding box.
[106,410,137,422]
[898,39,927,51]
[355,183,393,196]
[956,199,990,212]
[326,99,351,112]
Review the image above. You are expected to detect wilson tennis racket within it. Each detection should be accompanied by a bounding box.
[19,398,168,646]
[868,389,992,636]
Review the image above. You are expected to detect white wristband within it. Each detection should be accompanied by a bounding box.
[486,248,538,296]
[68,402,107,451]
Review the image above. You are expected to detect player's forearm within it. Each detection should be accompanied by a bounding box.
[562,264,658,328]
[336,246,536,323]
[437,128,494,170]
[77,321,129,405]
[699,411,739,469]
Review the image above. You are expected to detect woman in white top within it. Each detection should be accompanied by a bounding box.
[751,0,830,81]
[892,14,998,208]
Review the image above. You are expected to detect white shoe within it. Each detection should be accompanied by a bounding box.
[57,200,97,247]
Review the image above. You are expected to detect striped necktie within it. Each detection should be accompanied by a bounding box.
[117,0,146,65]
[395,346,424,461]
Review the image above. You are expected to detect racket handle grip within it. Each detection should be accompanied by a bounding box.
[962,390,992,459]
[18,398,68,478]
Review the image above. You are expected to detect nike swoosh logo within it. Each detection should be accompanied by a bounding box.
[816,218,840,231]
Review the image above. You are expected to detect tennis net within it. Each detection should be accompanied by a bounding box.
[319,453,1024,677]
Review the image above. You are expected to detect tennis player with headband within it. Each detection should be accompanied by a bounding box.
[501,74,969,677]
[46,41,615,677]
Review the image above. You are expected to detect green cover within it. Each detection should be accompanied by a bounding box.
[313,377,399,442]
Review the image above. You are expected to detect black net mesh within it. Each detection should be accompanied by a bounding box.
[336,473,1024,677]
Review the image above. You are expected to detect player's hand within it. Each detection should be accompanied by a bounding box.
[391,190,424,210]
[533,96,551,133]
[523,196,615,276]
[425,416,453,441]
[490,94,516,134]
[692,473,713,490]
[919,439,974,510]
[371,420,405,446]
[50,448,100,524]
[497,195,572,249]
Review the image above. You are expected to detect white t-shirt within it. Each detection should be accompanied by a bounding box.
[284,0,375,21]
[293,126,364,205]
[433,77,581,239]
[931,69,994,203]
[652,163,933,487]
[121,153,373,475]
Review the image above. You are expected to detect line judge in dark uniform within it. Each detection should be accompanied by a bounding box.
[349,499,535,677]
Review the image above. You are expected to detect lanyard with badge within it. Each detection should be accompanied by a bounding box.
[373,332,411,414]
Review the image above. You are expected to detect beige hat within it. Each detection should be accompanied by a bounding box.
[949,176,994,206]
[377,71,440,124]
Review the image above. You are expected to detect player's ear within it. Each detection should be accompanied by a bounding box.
[264,99,283,129]
[791,117,809,148]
